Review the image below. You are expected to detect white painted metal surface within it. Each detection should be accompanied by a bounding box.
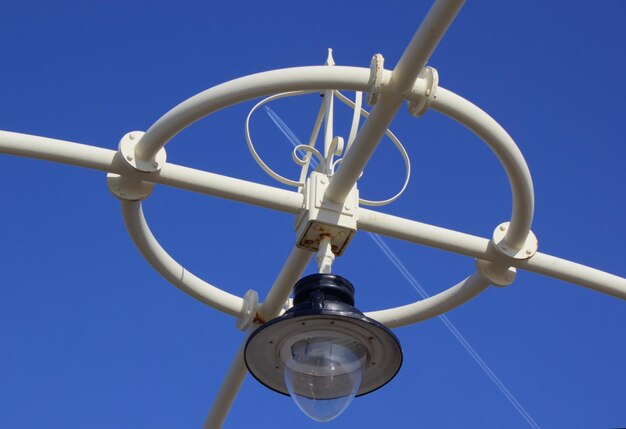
[0,0,624,427]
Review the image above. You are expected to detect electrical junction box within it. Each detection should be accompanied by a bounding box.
[295,172,358,256]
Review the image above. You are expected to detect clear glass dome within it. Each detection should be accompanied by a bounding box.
[283,335,367,422]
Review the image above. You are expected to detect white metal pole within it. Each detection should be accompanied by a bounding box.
[358,207,491,258]
[0,130,304,214]
[202,333,250,429]
[432,88,534,249]
[1,129,622,301]
[324,0,466,204]
[203,246,312,428]
[322,88,335,170]
[0,130,117,172]
[520,253,626,300]
[120,200,245,317]
[258,247,313,322]
[365,271,490,328]
[358,207,626,300]
[157,163,303,214]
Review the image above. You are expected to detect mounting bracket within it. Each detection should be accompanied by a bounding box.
[295,172,358,256]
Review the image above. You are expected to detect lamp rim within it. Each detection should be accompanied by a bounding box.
[244,309,403,397]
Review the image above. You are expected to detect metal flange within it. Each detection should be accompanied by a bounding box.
[408,66,439,117]
[106,173,155,201]
[475,259,517,287]
[492,222,538,259]
[366,54,385,106]
[119,131,167,173]
[237,289,259,331]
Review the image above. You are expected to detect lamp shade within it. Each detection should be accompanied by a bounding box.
[244,274,402,421]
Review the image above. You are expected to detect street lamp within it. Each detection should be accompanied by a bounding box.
[244,273,402,422]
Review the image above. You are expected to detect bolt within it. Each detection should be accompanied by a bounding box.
[499,225,506,231]
[126,154,133,161]
[153,161,159,168]
[129,133,136,140]
[525,249,532,256]
[320,177,327,184]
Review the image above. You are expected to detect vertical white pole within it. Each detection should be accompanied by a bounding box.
[323,49,336,172]
[323,89,334,170]
[202,247,313,428]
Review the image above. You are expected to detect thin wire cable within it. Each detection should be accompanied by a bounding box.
[368,233,541,429]
[266,105,541,428]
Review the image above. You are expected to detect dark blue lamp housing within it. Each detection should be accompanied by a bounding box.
[244,273,402,422]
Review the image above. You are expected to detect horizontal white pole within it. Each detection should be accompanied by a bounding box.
[358,207,491,258]
[1,129,623,302]
[0,130,117,172]
[157,163,303,214]
[324,0,466,204]
[520,253,626,300]
[120,200,245,317]
[365,271,490,328]
[358,207,626,300]
[0,130,304,214]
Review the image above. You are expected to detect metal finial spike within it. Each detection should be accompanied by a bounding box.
[325,48,335,66]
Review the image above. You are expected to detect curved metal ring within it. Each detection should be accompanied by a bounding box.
[119,65,534,325]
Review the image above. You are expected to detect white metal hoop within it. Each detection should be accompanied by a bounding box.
[0,66,537,325]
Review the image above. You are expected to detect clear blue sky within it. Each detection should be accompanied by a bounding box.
[1,1,625,428]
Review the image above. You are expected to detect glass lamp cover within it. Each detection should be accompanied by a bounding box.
[283,336,366,422]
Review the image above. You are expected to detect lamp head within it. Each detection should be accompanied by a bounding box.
[244,274,402,422]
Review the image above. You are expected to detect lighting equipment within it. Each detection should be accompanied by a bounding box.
[244,273,402,422]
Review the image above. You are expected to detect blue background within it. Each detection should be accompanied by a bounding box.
[0,1,624,428]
